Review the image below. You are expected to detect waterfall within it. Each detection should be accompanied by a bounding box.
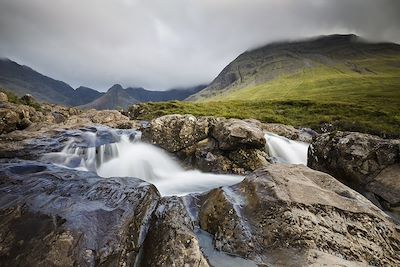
[264,133,309,165]
[43,129,243,196]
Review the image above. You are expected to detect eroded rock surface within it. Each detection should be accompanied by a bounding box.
[142,114,211,152]
[142,115,270,174]
[199,164,400,266]
[308,131,400,213]
[140,197,209,267]
[0,160,160,267]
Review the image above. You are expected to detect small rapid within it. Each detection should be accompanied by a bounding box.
[44,128,243,196]
[264,133,309,165]
[44,128,310,196]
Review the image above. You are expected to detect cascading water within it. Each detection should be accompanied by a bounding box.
[43,128,243,196]
[264,132,309,165]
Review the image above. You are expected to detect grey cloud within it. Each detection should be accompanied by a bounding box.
[0,0,399,91]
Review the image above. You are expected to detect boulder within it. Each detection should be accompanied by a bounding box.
[142,114,211,152]
[0,160,160,266]
[140,197,209,267]
[198,164,400,266]
[0,102,41,134]
[0,92,8,102]
[211,119,265,150]
[308,131,400,210]
[142,115,270,174]
[76,109,130,128]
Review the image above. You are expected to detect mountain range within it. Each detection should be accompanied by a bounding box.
[0,58,205,109]
[1,34,399,113]
[188,34,400,105]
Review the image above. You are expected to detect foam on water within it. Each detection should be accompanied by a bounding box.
[264,132,309,165]
[44,129,243,196]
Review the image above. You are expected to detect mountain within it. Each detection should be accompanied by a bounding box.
[187,34,400,104]
[0,58,103,106]
[73,86,104,106]
[0,58,205,109]
[78,84,140,110]
[0,58,77,105]
[125,85,206,102]
[80,84,207,110]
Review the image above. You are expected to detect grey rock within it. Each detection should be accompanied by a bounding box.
[308,131,400,210]
[199,164,400,266]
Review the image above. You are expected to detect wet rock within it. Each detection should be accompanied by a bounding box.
[140,197,209,267]
[211,119,265,150]
[0,92,8,102]
[227,148,269,171]
[199,164,400,266]
[142,114,210,152]
[142,115,270,174]
[308,131,400,211]
[0,160,160,267]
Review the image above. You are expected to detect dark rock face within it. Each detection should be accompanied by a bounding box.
[142,115,270,174]
[140,197,209,267]
[0,160,160,267]
[308,131,400,212]
[198,164,400,266]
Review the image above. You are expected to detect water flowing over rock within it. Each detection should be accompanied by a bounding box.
[308,131,400,215]
[44,127,244,196]
[265,132,309,164]
[0,160,160,266]
[198,164,400,266]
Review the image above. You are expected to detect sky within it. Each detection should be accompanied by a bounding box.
[0,0,399,91]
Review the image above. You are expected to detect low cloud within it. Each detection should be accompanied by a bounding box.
[0,0,399,90]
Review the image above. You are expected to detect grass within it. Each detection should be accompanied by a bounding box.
[129,99,400,138]
[128,57,400,138]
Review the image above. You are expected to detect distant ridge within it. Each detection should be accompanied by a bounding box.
[79,84,206,110]
[187,34,400,101]
[0,58,205,109]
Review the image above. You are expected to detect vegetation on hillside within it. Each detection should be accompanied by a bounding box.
[128,99,400,138]
[0,88,42,111]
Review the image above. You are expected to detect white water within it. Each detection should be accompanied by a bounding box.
[45,128,310,196]
[264,133,309,165]
[44,130,243,196]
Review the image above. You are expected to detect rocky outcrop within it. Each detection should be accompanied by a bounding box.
[0,160,160,267]
[308,131,400,214]
[198,164,400,266]
[211,119,265,150]
[142,114,211,152]
[0,101,43,134]
[140,197,209,267]
[142,115,270,174]
[0,92,8,102]
[73,109,130,128]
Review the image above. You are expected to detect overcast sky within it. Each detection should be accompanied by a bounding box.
[0,0,399,91]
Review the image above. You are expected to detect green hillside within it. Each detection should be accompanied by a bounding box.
[205,56,400,114]
[130,35,400,137]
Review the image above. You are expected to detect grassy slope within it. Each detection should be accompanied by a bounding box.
[131,55,400,137]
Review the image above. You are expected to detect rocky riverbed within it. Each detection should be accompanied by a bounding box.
[0,95,399,266]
